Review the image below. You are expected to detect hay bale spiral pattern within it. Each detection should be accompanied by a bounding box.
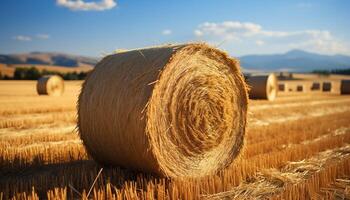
[36,75,64,96]
[78,43,248,178]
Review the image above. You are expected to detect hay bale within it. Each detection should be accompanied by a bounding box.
[340,80,350,94]
[322,82,332,92]
[296,85,303,92]
[78,43,248,178]
[245,74,277,101]
[278,83,285,92]
[36,75,64,96]
[311,82,320,91]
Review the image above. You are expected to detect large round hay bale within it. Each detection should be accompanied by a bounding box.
[78,43,248,178]
[245,74,277,101]
[340,80,350,94]
[36,75,64,96]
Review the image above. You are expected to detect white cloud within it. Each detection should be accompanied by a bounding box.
[13,35,32,41]
[194,21,263,41]
[297,2,313,8]
[56,0,116,11]
[162,29,172,35]
[256,40,265,46]
[194,30,203,37]
[36,34,50,40]
[194,21,350,55]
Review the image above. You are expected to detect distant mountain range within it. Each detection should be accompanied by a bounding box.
[1,50,350,72]
[239,50,350,72]
[0,52,98,68]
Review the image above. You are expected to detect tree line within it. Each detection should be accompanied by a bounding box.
[0,66,90,80]
[312,68,350,75]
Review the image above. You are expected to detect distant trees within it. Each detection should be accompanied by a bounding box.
[331,68,350,75]
[0,66,90,80]
[40,69,88,80]
[312,68,350,76]
[311,70,330,76]
[14,67,41,80]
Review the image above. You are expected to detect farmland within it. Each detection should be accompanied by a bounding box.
[0,80,350,199]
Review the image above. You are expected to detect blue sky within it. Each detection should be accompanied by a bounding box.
[0,0,349,57]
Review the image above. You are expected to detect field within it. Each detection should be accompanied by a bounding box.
[1,80,350,199]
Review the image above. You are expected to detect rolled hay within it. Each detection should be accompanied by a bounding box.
[36,75,64,96]
[296,85,303,92]
[78,43,248,178]
[340,80,350,94]
[311,82,320,91]
[278,83,286,92]
[322,82,332,92]
[245,73,278,101]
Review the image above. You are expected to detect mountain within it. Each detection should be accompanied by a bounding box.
[239,50,350,72]
[0,52,98,68]
[2,50,350,72]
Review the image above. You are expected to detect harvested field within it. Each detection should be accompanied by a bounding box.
[0,80,350,199]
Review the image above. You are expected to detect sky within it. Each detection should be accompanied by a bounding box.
[0,0,349,57]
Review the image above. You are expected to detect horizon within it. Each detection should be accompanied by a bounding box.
[1,48,349,59]
[0,0,349,57]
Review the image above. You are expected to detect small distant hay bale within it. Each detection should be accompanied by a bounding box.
[322,82,332,92]
[36,75,64,96]
[296,85,303,92]
[278,83,285,92]
[78,43,248,178]
[245,74,278,101]
[340,80,350,94]
[311,82,320,91]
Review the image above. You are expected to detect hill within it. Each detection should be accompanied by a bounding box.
[0,52,98,68]
[239,50,350,72]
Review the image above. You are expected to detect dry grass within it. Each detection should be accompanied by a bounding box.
[202,145,350,199]
[0,81,350,199]
[320,176,350,199]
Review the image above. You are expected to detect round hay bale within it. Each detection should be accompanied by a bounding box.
[322,82,332,92]
[340,80,350,94]
[245,74,277,101]
[78,43,248,178]
[296,85,303,92]
[36,75,64,96]
[278,83,285,92]
[311,82,320,91]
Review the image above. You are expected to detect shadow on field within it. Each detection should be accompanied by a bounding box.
[0,159,164,199]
